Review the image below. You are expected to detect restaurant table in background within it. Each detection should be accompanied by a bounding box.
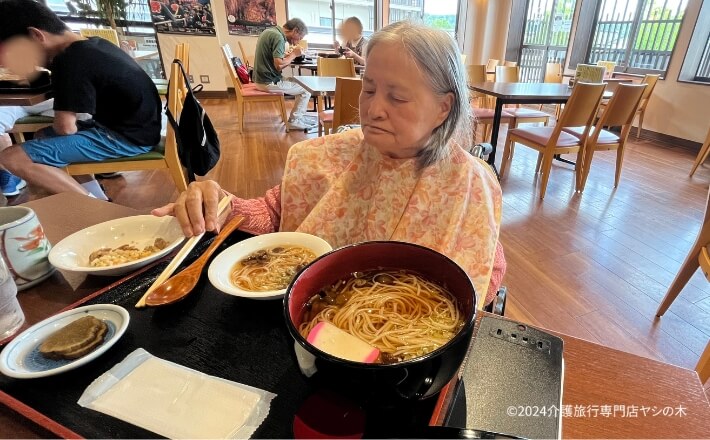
[0,91,52,107]
[293,75,336,115]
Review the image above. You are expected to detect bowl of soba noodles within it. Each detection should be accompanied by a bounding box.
[284,241,477,403]
[208,232,332,300]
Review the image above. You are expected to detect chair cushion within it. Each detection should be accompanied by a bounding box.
[563,126,620,144]
[14,115,54,124]
[472,107,514,118]
[242,86,284,97]
[319,110,333,122]
[506,108,551,119]
[508,127,581,147]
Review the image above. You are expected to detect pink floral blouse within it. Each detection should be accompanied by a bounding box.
[228,129,506,305]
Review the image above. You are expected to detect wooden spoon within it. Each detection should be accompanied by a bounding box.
[144,215,245,307]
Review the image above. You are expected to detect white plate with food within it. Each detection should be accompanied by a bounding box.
[0,304,129,379]
[48,215,185,276]
[208,232,332,300]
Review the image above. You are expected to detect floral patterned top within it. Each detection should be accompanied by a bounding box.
[230,129,505,305]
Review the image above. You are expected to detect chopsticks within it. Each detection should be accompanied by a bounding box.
[135,196,233,308]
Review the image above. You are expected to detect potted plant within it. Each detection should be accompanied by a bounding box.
[67,0,129,33]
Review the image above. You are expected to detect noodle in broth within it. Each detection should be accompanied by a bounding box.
[299,270,462,363]
[231,246,316,291]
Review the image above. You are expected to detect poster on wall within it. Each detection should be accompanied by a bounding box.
[224,0,277,36]
[148,0,217,36]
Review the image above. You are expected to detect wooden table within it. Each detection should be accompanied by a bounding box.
[432,319,710,438]
[2,195,709,438]
[469,82,613,169]
[0,91,52,107]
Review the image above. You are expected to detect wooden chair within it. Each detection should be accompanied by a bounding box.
[540,62,564,118]
[486,58,499,80]
[79,28,120,46]
[697,340,710,384]
[495,66,551,128]
[469,64,515,143]
[64,44,190,192]
[8,116,53,143]
[565,83,647,192]
[500,82,606,199]
[596,60,617,79]
[634,74,660,138]
[237,41,253,68]
[319,77,362,136]
[504,60,518,67]
[221,44,287,133]
[317,57,356,77]
[657,186,710,317]
[316,58,356,134]
[689,126,710,177]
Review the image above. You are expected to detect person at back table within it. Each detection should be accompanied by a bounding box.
[0,0,161,199]
[333,16,368,66]
[253,18,315,132]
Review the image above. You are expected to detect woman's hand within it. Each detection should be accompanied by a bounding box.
[152,180,226,237]
[343,48,354,58]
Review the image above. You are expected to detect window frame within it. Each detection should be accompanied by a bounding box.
[285,0,379,49]
[677,0,710,85]
[568,0,690,78]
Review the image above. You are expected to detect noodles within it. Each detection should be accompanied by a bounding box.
[231,246,316,291]
[299,270,462,363]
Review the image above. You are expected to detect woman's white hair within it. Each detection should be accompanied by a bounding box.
[366,21,473,169]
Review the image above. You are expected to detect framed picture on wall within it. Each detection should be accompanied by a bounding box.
[148,0,217,36]
[224,0,277,36]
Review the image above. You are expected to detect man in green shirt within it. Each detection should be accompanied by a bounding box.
[253,18,315,131]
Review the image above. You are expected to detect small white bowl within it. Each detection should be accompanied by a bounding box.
[48,215,185,277]
[208,232,332,300]
[0,304,130,379]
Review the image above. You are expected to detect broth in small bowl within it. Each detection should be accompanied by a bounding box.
[284,241,477,403]
[209,232,332,300]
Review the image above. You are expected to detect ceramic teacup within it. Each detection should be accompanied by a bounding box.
[0,207,53,290]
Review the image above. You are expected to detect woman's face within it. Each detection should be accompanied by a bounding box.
[360,41,453,160]
[341,22,360,41]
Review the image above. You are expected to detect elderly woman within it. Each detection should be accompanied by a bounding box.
[154,22,505,305]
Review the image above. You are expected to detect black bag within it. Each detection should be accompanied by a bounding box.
[165,59,220,182]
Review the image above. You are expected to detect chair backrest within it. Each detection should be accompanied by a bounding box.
[544,62,563,83]
[486,59,500,72]
[221,44,245,94]
[237,41,252,67]
[333,77,362,130]
[495,65,519,83]
[79,28,120,46]
[596,83,647,128]
[504,60,518,67]
[575,64,606,83]
[557,82,606,129]
[640,74,660,102]
[596,60,616,79]
[466,65,487,84]
[163,45,188,178]
[317,57,356,77]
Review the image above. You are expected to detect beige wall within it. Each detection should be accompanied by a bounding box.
[157,0,288,92]
[640,0,709,143]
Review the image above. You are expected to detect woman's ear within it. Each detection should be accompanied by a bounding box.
[434,92,455,127]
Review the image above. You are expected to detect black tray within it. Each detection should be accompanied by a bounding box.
[0,231,461,438]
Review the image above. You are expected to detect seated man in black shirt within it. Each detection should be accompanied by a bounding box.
[0,0,161,197]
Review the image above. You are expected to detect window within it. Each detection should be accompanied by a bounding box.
[287,0,376,46]
[385,0,460,38]
[518,0,577,82]
[678,0,710,84]
[587,0,688,74]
